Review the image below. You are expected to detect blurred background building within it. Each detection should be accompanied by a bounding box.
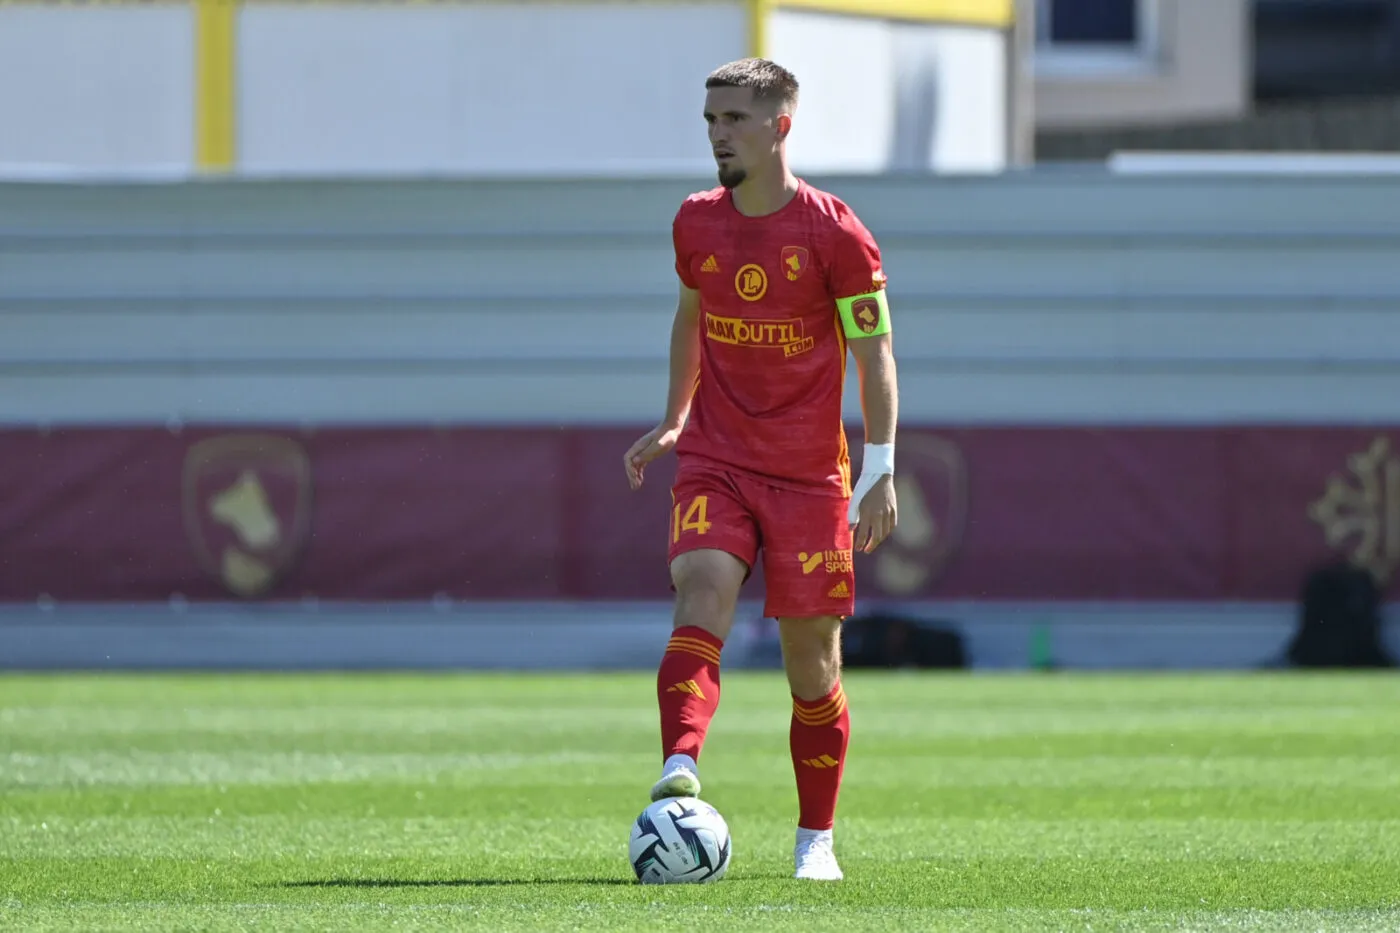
[1,0,1397,672]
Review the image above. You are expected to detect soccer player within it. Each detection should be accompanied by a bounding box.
[623,58,899,882]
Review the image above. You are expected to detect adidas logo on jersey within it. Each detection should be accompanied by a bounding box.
[700,255,720,273]
[827,581,850,599]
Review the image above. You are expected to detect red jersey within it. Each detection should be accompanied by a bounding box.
[671,178,886,498]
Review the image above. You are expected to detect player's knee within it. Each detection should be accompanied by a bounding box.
[777,617,842,700]
[671,550,746,640]
[674,584,732,637]
[783,653,841,702]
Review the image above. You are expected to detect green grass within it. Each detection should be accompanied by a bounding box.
[2,671,1399,931]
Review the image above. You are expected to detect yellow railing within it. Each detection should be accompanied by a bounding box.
[771,0,1012,30]
[194,0,236,171]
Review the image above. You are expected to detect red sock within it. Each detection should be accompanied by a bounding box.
[656,626,723,762]
[790,681,851,831]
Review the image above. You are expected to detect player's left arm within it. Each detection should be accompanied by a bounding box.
[830,209,899,553]
[844,310,898,554]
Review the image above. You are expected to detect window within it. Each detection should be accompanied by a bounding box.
[1034,0,1160,75]
[1038,0,1138,43]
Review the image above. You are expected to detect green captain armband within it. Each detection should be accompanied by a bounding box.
[836,289,891,339]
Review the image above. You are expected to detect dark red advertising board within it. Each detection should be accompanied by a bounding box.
[1,426,1395,603]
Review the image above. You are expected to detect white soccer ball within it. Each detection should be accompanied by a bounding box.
[628,796,732,884]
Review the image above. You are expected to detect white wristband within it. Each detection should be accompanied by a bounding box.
[862,442,894,477]
[847,443,894,525]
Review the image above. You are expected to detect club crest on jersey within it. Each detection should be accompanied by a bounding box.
[735,263,768,302]
[781,246,809,282]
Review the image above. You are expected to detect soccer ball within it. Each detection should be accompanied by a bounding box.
[628,797,732,884]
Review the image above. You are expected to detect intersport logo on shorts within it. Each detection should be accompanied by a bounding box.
[798,549,853,575]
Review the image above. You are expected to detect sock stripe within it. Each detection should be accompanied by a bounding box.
[792,689,847,726]
[793,704,846,727]
[670,627,724,649]
[667,644,721,665]
[668,634,722,652]
[668,632,723,651]
[666,637,722,665]
[795,694,845,714]
[793,686,845,713]
[666,642,721,664]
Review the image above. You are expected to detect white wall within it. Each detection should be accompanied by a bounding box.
[238,2,747,176]
[0,2,1010,177]
[0,5,193,173]
[772,10,1008,174]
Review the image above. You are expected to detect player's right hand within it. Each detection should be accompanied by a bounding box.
[624,423,682,490]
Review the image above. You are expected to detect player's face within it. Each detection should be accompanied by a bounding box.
[704,86,784,190]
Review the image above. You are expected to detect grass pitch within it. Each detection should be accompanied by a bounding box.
[2,671,1399,931]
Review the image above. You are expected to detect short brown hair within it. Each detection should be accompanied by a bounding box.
[705,58,799,110]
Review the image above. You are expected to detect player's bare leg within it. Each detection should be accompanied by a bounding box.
[651,548,747,801]
[779,615,848,881]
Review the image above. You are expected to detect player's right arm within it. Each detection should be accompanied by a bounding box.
[624,281,701,490]
[659,281,702,432]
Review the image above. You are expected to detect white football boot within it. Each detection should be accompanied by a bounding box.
[794,827,844,881]
[650,753,702,801]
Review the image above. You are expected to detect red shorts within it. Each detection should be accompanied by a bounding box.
[667,461,855,619]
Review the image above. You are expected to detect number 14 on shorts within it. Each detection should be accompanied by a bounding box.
[672,495,713,543]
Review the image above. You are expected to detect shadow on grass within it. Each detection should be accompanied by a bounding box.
[279,877,637,888]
